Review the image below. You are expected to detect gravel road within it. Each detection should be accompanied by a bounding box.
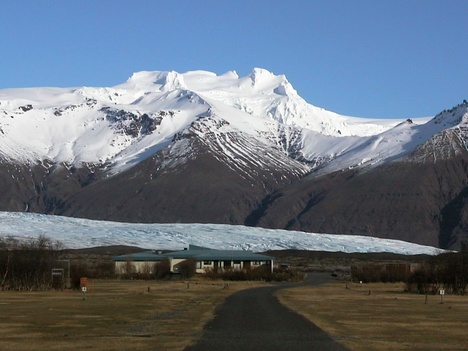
[184,273,350,351]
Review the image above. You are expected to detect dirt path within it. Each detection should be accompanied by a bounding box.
[184,273,350,351]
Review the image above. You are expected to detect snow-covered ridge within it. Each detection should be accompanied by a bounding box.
[0,212,443,255]
[0,68,459,176]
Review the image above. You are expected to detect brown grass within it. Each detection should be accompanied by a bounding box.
[277,281,468,351]
[0,279,263,351]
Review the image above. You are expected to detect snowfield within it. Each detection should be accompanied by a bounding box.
[0,212,443,255]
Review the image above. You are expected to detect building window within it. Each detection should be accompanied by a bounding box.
[203,261,213,266]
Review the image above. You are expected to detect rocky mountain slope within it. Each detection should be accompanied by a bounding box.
[0,69,466,249]
[249,104,468,249]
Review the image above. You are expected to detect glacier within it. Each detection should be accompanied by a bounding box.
[0,211,442,255]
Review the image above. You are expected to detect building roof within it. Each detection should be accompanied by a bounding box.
[112,250,166,262]
[112,245,274,262]
[167,249,274,261]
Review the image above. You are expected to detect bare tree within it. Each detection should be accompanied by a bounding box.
[0,235,63,290]
[154,258,171,279]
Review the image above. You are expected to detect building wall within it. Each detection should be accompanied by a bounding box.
[171,258,187,273]
[196,260,273,273]
[115,258,274,275]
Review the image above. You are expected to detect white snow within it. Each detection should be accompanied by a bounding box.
[0,212,443,255]
[1,68,454,177]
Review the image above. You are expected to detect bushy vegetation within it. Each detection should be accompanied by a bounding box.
[0,235,63,291]
[351,251,468,295]
[0,235,117,290]
[178,258,197,279]
[407,251,468,295]
[116,260,157,281]
[69,260,115,289]
[351,263,410,283]
[154,258,171,279]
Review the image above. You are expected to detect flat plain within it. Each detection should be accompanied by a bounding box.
[277,281,468,351]
[0,279,261,351]
[3,275,468,351]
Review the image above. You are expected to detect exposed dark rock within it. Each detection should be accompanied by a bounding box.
[0,160,102,215]
[248,151,468,250]
[55,132,306,224]
[100,107,166,137]
[18,104,33,112]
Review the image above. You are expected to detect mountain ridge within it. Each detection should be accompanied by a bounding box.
[0,68,426,174]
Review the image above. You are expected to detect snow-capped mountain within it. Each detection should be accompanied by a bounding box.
[0,68,433,175]
[0,69,467,250]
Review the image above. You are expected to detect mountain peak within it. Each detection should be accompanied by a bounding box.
[122,68,297,99]
[248,67,276,83]
[124,70,187,92]
[246,68,294,95]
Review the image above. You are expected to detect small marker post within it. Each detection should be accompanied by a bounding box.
[80,277,88,300]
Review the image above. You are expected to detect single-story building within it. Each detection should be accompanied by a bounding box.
[112,245,275,275]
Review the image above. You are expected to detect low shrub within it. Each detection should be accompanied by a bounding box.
[178,258,196,279]
[154,258,171,279]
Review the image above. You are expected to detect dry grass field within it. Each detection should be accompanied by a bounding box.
[0,279,263,351]
[277,281,468,351]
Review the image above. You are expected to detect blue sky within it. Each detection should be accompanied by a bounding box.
[1,0,466,118]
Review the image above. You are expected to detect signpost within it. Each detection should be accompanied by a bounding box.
[55,260,71,289]
[51,268,64,290]
[440,289,445,304]
[80,277,88,300]
[81,286,87,300]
